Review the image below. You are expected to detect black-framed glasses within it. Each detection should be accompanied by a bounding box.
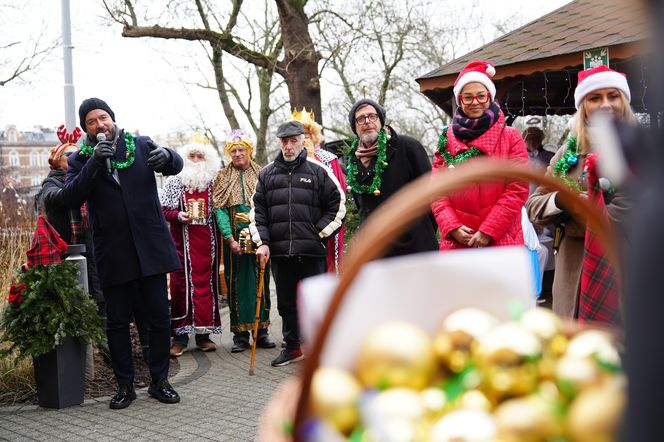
[459,93,491,105]
[355,113,379,125]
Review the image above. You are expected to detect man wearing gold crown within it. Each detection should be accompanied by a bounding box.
[212,131,275,352]
[291,109,346,274]
[160,142,223,356]
[347,98,438,257]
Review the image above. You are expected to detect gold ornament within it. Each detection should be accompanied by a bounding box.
[565,330,621,369]
[555,355,602,397]
[567,376,626,442]
[373,189,381,196]
[356,321,435,390]
[434,308,499,373]
[520,307,562,343]
[186,198,207,225]
[310,367,362,434]
[458,390,492,412]
[494,395,562,441]
[362,388,424,442]
[430,409,497,442]
[474,323,542,401]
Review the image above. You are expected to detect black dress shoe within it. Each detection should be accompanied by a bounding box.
[256,336,276,349]
[231,340,251,353]
[109,384,136,409]
[148,379,180,404]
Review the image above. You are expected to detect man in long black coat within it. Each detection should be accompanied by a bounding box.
[347,98,438,257]
[62,98,183,409]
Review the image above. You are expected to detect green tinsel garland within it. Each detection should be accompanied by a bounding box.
[552,136,582,191]
[436,126,482,165]
[80,131,136,169]
[346,129,388,195]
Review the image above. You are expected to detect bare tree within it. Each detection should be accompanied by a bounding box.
[0,4,57,87]
[103,0,322,120]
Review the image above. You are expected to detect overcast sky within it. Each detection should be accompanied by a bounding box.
[0,0,570,140]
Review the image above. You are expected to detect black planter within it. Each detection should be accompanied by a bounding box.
[32,336,86,408]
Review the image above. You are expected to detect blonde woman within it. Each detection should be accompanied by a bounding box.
[526,65,635,323]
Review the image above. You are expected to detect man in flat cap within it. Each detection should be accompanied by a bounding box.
[250,120,346,367]
[62,97,182,409]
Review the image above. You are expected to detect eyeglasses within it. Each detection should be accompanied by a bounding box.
[459,93,491,105]
[355,113,379,125]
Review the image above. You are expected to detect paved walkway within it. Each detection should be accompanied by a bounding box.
[0,289,299,441]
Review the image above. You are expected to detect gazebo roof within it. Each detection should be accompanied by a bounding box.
[417,0,650,117]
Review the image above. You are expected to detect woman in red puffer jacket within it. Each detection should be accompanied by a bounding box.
[431,60,529,251]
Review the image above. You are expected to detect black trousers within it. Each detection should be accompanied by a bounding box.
[104,273,170,385]
[271,256,327,350]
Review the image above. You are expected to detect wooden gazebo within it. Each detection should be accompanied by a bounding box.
[416,0,650,121]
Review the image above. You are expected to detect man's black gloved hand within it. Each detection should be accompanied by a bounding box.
[92,141,114,164]
[146,140,171,170]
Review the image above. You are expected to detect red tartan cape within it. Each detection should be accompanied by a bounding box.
[578,154,621,324]
[26,215,69,267]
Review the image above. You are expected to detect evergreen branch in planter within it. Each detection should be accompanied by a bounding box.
[0,261,106,360]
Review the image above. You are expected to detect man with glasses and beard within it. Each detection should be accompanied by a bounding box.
[346,98,438,257]
[160,142,223,357]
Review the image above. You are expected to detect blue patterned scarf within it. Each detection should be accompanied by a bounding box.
[452,101,501,143]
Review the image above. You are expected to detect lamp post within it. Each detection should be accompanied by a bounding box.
[61,0,76,132]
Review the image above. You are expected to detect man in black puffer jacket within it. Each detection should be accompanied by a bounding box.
[250,120,346,367]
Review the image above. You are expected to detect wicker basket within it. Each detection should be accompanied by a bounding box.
[257,159,618,442]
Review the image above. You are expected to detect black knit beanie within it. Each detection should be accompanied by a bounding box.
[78,98,115,133]
[348,99,386,135]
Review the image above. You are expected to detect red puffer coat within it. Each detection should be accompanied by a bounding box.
[431,112,529,250]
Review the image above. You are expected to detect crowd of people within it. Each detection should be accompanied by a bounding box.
[35,59,634,410]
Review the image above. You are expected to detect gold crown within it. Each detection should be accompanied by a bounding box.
[291,108,316,125]
[189,133,211,145]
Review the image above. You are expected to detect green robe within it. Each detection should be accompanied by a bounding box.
[214,172,270,333]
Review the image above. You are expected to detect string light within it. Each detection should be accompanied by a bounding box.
[543,71,551,116]
[520,79,526,116]
[562,69,571,106]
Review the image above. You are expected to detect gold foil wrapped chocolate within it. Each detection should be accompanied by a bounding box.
[186,198,207,225]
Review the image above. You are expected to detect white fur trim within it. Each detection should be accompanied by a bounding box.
[486,65,496,77]
[574,71,631,109]
[453,71,497,105]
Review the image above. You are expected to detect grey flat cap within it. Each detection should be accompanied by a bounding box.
[276,120,305,138]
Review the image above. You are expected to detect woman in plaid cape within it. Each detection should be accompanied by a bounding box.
[526,66,636,323]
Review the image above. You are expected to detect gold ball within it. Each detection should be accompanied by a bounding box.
[362,388,424,441]
[474,323,542,400]
[356,321,435,390]
[565,330,621,369]
[311,366,362,434]
[430,410,497,442]
[520,307,563,343]
[474,323,542,366]
[555,355,602,397]
[494,395,562,440]
[434,308,498,373]
[373,189,381,196]
[458,390,492,412]
[567,376,626,442]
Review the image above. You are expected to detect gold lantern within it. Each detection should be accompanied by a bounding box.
[186,198,207,225]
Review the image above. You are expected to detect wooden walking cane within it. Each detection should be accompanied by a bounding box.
[249,256,267,375]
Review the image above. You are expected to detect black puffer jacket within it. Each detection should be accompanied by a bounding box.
[250,149,346,258]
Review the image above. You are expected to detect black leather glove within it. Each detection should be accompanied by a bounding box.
[146,140,171,170]
[92,141,114,164]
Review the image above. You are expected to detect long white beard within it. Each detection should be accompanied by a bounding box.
[179,160,217,193]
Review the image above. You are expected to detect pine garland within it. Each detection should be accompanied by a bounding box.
[346,129,388,195]
[0,262,106,360]
[80,131,136,169]
[436,126,482,165]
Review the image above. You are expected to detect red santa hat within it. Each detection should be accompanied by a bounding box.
[453,61,497,105]
[574,65,631,110]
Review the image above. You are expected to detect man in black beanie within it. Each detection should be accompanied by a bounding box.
[346,98,438,257]
[62,97,183,409]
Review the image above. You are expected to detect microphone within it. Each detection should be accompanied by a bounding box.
[96,133,113,174]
